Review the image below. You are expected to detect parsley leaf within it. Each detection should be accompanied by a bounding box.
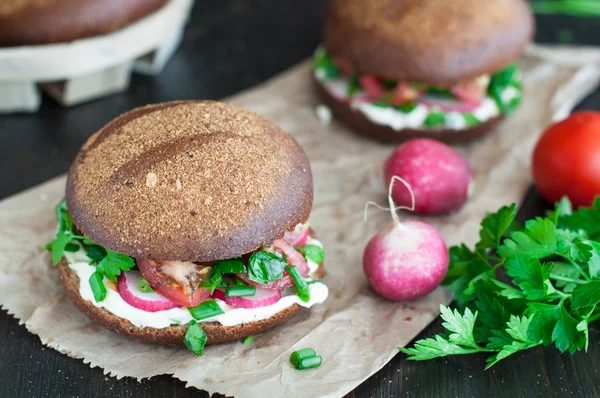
[295,245,325,265]
[557,197,600,239]
[399,306,484,360]
[571,281,600,310]
[476,204,517,254]
[485,315,540,369]
[184,321,208,356]
[247,251,288,284]
[505,256,554,301]
[498,218,557,259]
[96,250,135,282]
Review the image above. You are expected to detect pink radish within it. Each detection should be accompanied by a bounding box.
[212,287,282,308]
[384,138,473,215]
[363,177,449,301]
[237,239,309,290]
[284,223,310,246]
[118,271,179,312]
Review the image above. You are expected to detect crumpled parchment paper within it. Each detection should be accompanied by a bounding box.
[1,45,599,398]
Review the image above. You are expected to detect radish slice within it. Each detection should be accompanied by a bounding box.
[450,86,483,105]
[419,97,479,113]
[284,224,310,246]
[212,287,282,309]
[237,239,310,290]
[117,271,179,312]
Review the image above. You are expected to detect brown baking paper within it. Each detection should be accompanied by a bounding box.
[1,45,599,397]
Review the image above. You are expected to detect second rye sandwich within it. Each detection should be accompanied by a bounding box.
[314,0,534,143]
[46,100,328,355]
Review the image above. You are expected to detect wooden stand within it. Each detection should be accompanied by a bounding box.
[0,0,194,113]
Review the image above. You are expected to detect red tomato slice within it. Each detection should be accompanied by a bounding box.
[390,82,424,105]
[359,75,385,99]
[334,56,354,76]
[137,259,210,307]
[450,85,483,105]
[236,239,310,290]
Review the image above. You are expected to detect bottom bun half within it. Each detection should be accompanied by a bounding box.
[58,259,325,347]
[315,79,504,144]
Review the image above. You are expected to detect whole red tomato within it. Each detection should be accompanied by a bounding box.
[532,111,600,207]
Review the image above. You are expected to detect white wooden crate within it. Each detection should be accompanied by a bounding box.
[0,0,195,113]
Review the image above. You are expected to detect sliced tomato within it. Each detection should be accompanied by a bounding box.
[450,85,483,105]
[334,56,354,76]
[359,75,385,99]
[236,239,310,290]
[390,82,424,105]
[137,259,210,307]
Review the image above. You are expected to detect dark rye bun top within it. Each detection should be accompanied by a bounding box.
[0,0,168,47]
[323,0,534,85]
[66,101,313,262]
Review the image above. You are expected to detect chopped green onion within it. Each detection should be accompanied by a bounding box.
[347,72,361,97]
[198,270,224,294]
[423,112,446,127]
[463,113,480,126]
[290,348,316,365]
[212,259,245,275]
[290,348,322,370]
[137,278,154,293]
[295,356,322,370]
[393,103,418,114]
[243,336,254,345]
[89,271,107,302]
[184,320,208,356]
[188,300,225,320]
[287,266,310,302]
[226,286,256,297]
[295,245,325,265]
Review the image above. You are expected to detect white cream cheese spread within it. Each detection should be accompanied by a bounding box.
[317,71,521,132]
[64,236,328,329]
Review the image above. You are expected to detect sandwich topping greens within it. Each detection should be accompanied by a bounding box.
[313,47,522,132]
[46,200,328,354]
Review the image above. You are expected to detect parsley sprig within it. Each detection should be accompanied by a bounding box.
[45,199,135,302]
[400,198,600,368]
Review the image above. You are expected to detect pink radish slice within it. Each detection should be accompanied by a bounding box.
[237,239,310,290]
[212,287,282,309]
[118,271,179,312]
[284,224,309,247]
[419,97,479,113]
[450,86,483,105]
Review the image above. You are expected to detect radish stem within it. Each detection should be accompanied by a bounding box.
[364,175,416,228]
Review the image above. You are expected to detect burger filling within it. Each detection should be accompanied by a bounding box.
[313,46,523,131]
[46,200,328,355]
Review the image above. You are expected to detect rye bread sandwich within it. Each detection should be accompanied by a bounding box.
[0,0,169,47]
[45,100,328,355]
[314,0,534,143]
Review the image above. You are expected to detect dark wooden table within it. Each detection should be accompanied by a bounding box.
[0,2,599,397]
